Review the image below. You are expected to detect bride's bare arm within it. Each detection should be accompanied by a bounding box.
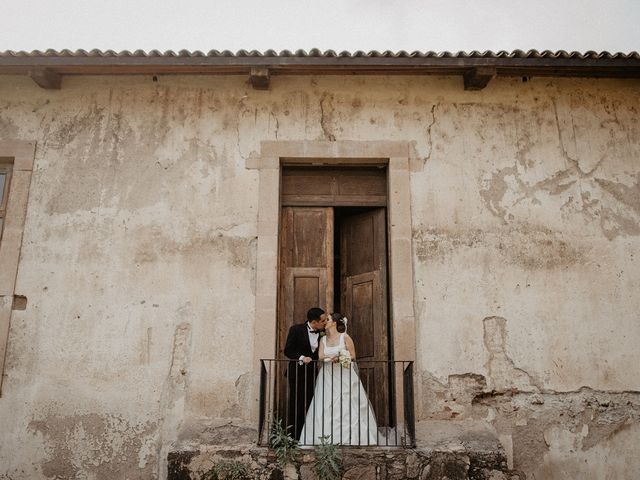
[344,334,356,360]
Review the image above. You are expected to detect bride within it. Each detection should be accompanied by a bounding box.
[299,312,378,446]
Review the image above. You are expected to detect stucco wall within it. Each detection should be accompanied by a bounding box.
[0,74,638,479]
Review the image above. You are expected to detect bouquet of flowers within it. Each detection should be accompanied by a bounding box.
[338,349,351,368]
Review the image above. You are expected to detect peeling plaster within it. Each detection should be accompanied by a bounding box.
[27,414,157,479]
[477,97,640,238]
[413,226,585,270]
[319,92,336,141]
[594,173,640,216]
[157,321,193,479]
[134,231,256,268]
[417,309,640,477]
[418,371,488,420]
[483,317,539,393]
[472,388,640,477]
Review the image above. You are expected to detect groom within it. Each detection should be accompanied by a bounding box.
[284,307,327,439]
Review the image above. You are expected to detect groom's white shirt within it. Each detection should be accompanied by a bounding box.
[307,324,319,352]
[299,322,320,363]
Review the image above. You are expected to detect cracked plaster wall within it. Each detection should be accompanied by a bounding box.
[0,74,638,479]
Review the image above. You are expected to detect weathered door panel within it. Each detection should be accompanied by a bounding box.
[340,208,390,425]
[278,207,334,357]
[276,207,333,423]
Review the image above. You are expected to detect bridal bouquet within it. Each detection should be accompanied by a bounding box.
[338,349,351,368]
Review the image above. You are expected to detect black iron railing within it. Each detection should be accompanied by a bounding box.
[258,359,415,447]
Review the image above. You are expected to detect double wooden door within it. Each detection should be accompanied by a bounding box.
[278,205,391,424]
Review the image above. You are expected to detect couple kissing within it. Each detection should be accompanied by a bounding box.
[284,307,378,446]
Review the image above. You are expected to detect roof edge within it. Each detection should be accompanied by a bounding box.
[1,49,639,90]
[1,48,639,59]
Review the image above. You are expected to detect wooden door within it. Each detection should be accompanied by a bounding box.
[340,208,390,425]
[278,207,334,353]
[277,207,334,423]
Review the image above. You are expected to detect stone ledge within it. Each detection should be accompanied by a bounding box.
[167,442,525,480]
[168,420,526,479]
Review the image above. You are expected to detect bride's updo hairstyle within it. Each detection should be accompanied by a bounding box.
[331,312,348,333]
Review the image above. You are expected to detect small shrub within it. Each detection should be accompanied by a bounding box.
[200,459,251,480]
[269,417,300,467]
[313,436,341,480]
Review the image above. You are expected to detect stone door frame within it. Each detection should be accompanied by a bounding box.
[0,140,36,395]
[248,140,417,421]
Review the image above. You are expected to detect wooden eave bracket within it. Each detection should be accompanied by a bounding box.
[463,66,496,91]
[29,68,62,89]
[250,67,270,90]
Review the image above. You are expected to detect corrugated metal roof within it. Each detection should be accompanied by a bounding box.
[0,48,639,59]
[1,49,639,89]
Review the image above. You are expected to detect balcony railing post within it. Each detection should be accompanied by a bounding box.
[394,360,404,445]
[403,361,416,447]
[258,360,267,445]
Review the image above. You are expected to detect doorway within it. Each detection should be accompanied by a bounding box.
[277,166,392,426]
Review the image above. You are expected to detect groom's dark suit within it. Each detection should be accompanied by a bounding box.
[284,322,320,439]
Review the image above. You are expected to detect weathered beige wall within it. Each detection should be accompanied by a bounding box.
[0,74,638,479]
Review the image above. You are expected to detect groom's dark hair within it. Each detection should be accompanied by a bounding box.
[307,307,325,322]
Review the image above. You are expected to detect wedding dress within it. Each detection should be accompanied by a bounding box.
[299,333,378,445]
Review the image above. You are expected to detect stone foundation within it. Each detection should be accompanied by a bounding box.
[168,422,525,480]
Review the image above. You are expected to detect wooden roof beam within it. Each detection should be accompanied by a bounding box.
[463,66,496,91]
[250,67,270,90]
[29,68,61,89]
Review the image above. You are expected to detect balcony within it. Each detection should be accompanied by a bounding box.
[168,359,523,479]
[258,359,415,447]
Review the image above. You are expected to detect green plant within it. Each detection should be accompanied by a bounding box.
[313,436,341,480]
[200,459,251,480]
[269,417,300,467]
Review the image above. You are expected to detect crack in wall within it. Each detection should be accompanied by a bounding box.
[551,98,579,168]
[269,111,279,140]
[423,103,438,164]
[234,95,250,161]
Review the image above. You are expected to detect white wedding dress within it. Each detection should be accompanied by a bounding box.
[299,333,378,445]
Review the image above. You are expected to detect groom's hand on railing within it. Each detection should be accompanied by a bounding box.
[296,356,313,365]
